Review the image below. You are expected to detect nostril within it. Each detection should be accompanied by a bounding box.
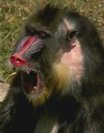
[10,54,27,67]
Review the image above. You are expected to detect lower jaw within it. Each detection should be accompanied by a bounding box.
[24,87,51,106]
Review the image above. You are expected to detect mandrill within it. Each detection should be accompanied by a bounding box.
[0,4,104,133]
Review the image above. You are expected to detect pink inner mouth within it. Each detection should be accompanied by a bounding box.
[21,71,44,95]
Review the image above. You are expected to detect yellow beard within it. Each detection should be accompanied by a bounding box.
[48,62,72,93]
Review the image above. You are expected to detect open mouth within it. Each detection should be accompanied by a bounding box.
[21,70,45,95]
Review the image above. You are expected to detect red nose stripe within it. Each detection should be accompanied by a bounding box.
[19,36,38,55]
[10,36,38,67]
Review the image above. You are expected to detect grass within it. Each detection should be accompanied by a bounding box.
[0,0,34,80]
[0,0,103,82]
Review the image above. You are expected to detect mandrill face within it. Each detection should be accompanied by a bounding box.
[10,34,53,106]
[10,5,71,106]
[10,10,87,106]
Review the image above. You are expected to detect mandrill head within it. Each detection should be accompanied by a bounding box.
[11,7,101,106]
[10,10,84,106]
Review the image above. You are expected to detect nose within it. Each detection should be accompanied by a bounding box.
[10,53,27,67]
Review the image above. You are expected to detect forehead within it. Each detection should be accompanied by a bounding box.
[63,19,75,31]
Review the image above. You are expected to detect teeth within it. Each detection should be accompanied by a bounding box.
[23,69,30,74]
[23,68,38,73]
[26,70,30,74]
[33,69,37,72]
[33,87,37,90]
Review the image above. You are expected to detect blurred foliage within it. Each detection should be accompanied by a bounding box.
[0,0,104,82]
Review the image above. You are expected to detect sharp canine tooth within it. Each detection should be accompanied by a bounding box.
[34,69,37,72]
[34,87,37,90]
[26,70,30,74]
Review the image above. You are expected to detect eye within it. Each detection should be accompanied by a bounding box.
[39,31,51,38]
[66,30,77,42]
